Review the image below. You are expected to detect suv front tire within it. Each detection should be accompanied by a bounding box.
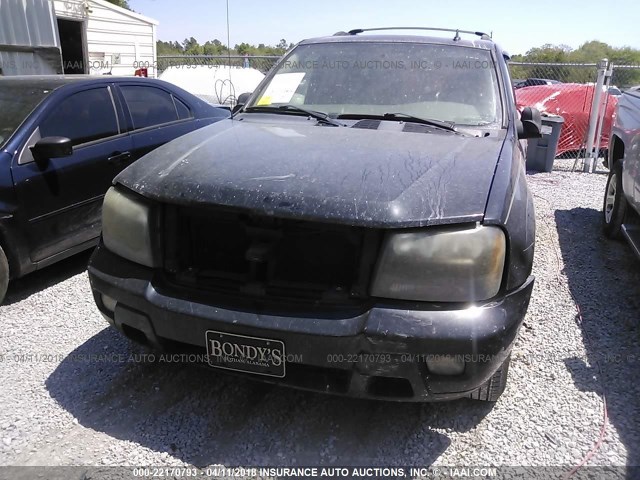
[603,161,627,239]
[0,245,9,304]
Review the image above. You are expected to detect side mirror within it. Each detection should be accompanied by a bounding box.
[232,92,252,114]
[30,136,73,164]
[517,107,542,139]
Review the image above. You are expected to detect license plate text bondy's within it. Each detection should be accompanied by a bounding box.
[205,330,286,378]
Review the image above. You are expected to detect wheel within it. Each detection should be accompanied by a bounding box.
[469,354,510,402]
[603,161,627,239]
[0,245,8,305]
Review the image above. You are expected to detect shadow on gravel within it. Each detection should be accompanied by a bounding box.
[45,328,493,466]
[555,207,640,469]
[3,250,92,305]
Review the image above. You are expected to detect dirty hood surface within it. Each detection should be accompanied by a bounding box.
[116,117,506,228]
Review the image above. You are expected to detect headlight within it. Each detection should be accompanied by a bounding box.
[102,187,157,267]
[371,225,506,302]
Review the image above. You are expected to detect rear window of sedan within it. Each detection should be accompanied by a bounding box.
[121,85,188,129]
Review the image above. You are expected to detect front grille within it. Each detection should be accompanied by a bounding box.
[163,206,381,310]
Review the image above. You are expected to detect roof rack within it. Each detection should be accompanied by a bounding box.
[345,27,492,41]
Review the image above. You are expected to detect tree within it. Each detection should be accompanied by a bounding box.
[568,41,609,63]
[510,45,570,82]
[203,39,227,55]
[234,43,253,55]
[182,37,202,55]
[157,40,183,55]
[104,0,131,9]
[158,38,294,58]
[511,41,640,86]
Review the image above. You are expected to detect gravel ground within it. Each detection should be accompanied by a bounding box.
[0,159,639,476]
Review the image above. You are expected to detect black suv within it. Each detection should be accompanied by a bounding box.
[88,29,542,402]
[0,76,228,303]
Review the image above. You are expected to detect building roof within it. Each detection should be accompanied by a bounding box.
[91,0,159,25]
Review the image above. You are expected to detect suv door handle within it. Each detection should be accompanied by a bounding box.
[107,151,132,163]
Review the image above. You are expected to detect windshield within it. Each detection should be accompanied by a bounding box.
[0,85,54,149]
[248,42,503,126]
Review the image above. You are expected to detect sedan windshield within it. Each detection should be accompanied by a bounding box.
[248,42,502,126]
[0,85,54,149]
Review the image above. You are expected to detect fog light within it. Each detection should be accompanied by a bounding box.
[101,294,117,313]
[426,355,465,376]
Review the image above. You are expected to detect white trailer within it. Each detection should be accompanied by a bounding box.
[53,0,158,76]
[0,0,158,77]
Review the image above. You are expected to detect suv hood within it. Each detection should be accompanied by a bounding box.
[116,118,506,228]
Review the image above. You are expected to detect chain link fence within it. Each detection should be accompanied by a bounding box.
[510,62,601,160]
[509,61,640,162]
[509,62,599,85]
[611,63,640,90]
[157,55,281,75]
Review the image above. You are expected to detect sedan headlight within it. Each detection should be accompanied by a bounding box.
[371,225,506,302]
[102,187,157,267]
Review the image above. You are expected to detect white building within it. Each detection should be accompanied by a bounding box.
[0,0,158,76]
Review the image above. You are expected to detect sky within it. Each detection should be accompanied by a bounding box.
[129,0,640,56]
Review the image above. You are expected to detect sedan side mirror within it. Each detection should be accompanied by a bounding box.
[30,136,73,164]
[517,107,542,139]
[232,92,253,114]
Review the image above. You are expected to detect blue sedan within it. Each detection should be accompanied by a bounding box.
[0,75,229,303]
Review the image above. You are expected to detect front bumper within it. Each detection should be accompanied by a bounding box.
[88,245,534,402]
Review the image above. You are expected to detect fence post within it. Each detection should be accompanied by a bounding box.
[592,61,614,172]
[583,58,608,172]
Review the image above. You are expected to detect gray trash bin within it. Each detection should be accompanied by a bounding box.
[525,114,565,172]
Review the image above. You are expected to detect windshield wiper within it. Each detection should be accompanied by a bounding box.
[243,105,346,127]
[383,113,456,131]
[337,112,457,132]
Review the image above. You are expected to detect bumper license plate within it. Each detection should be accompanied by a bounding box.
[205,330,286,378]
